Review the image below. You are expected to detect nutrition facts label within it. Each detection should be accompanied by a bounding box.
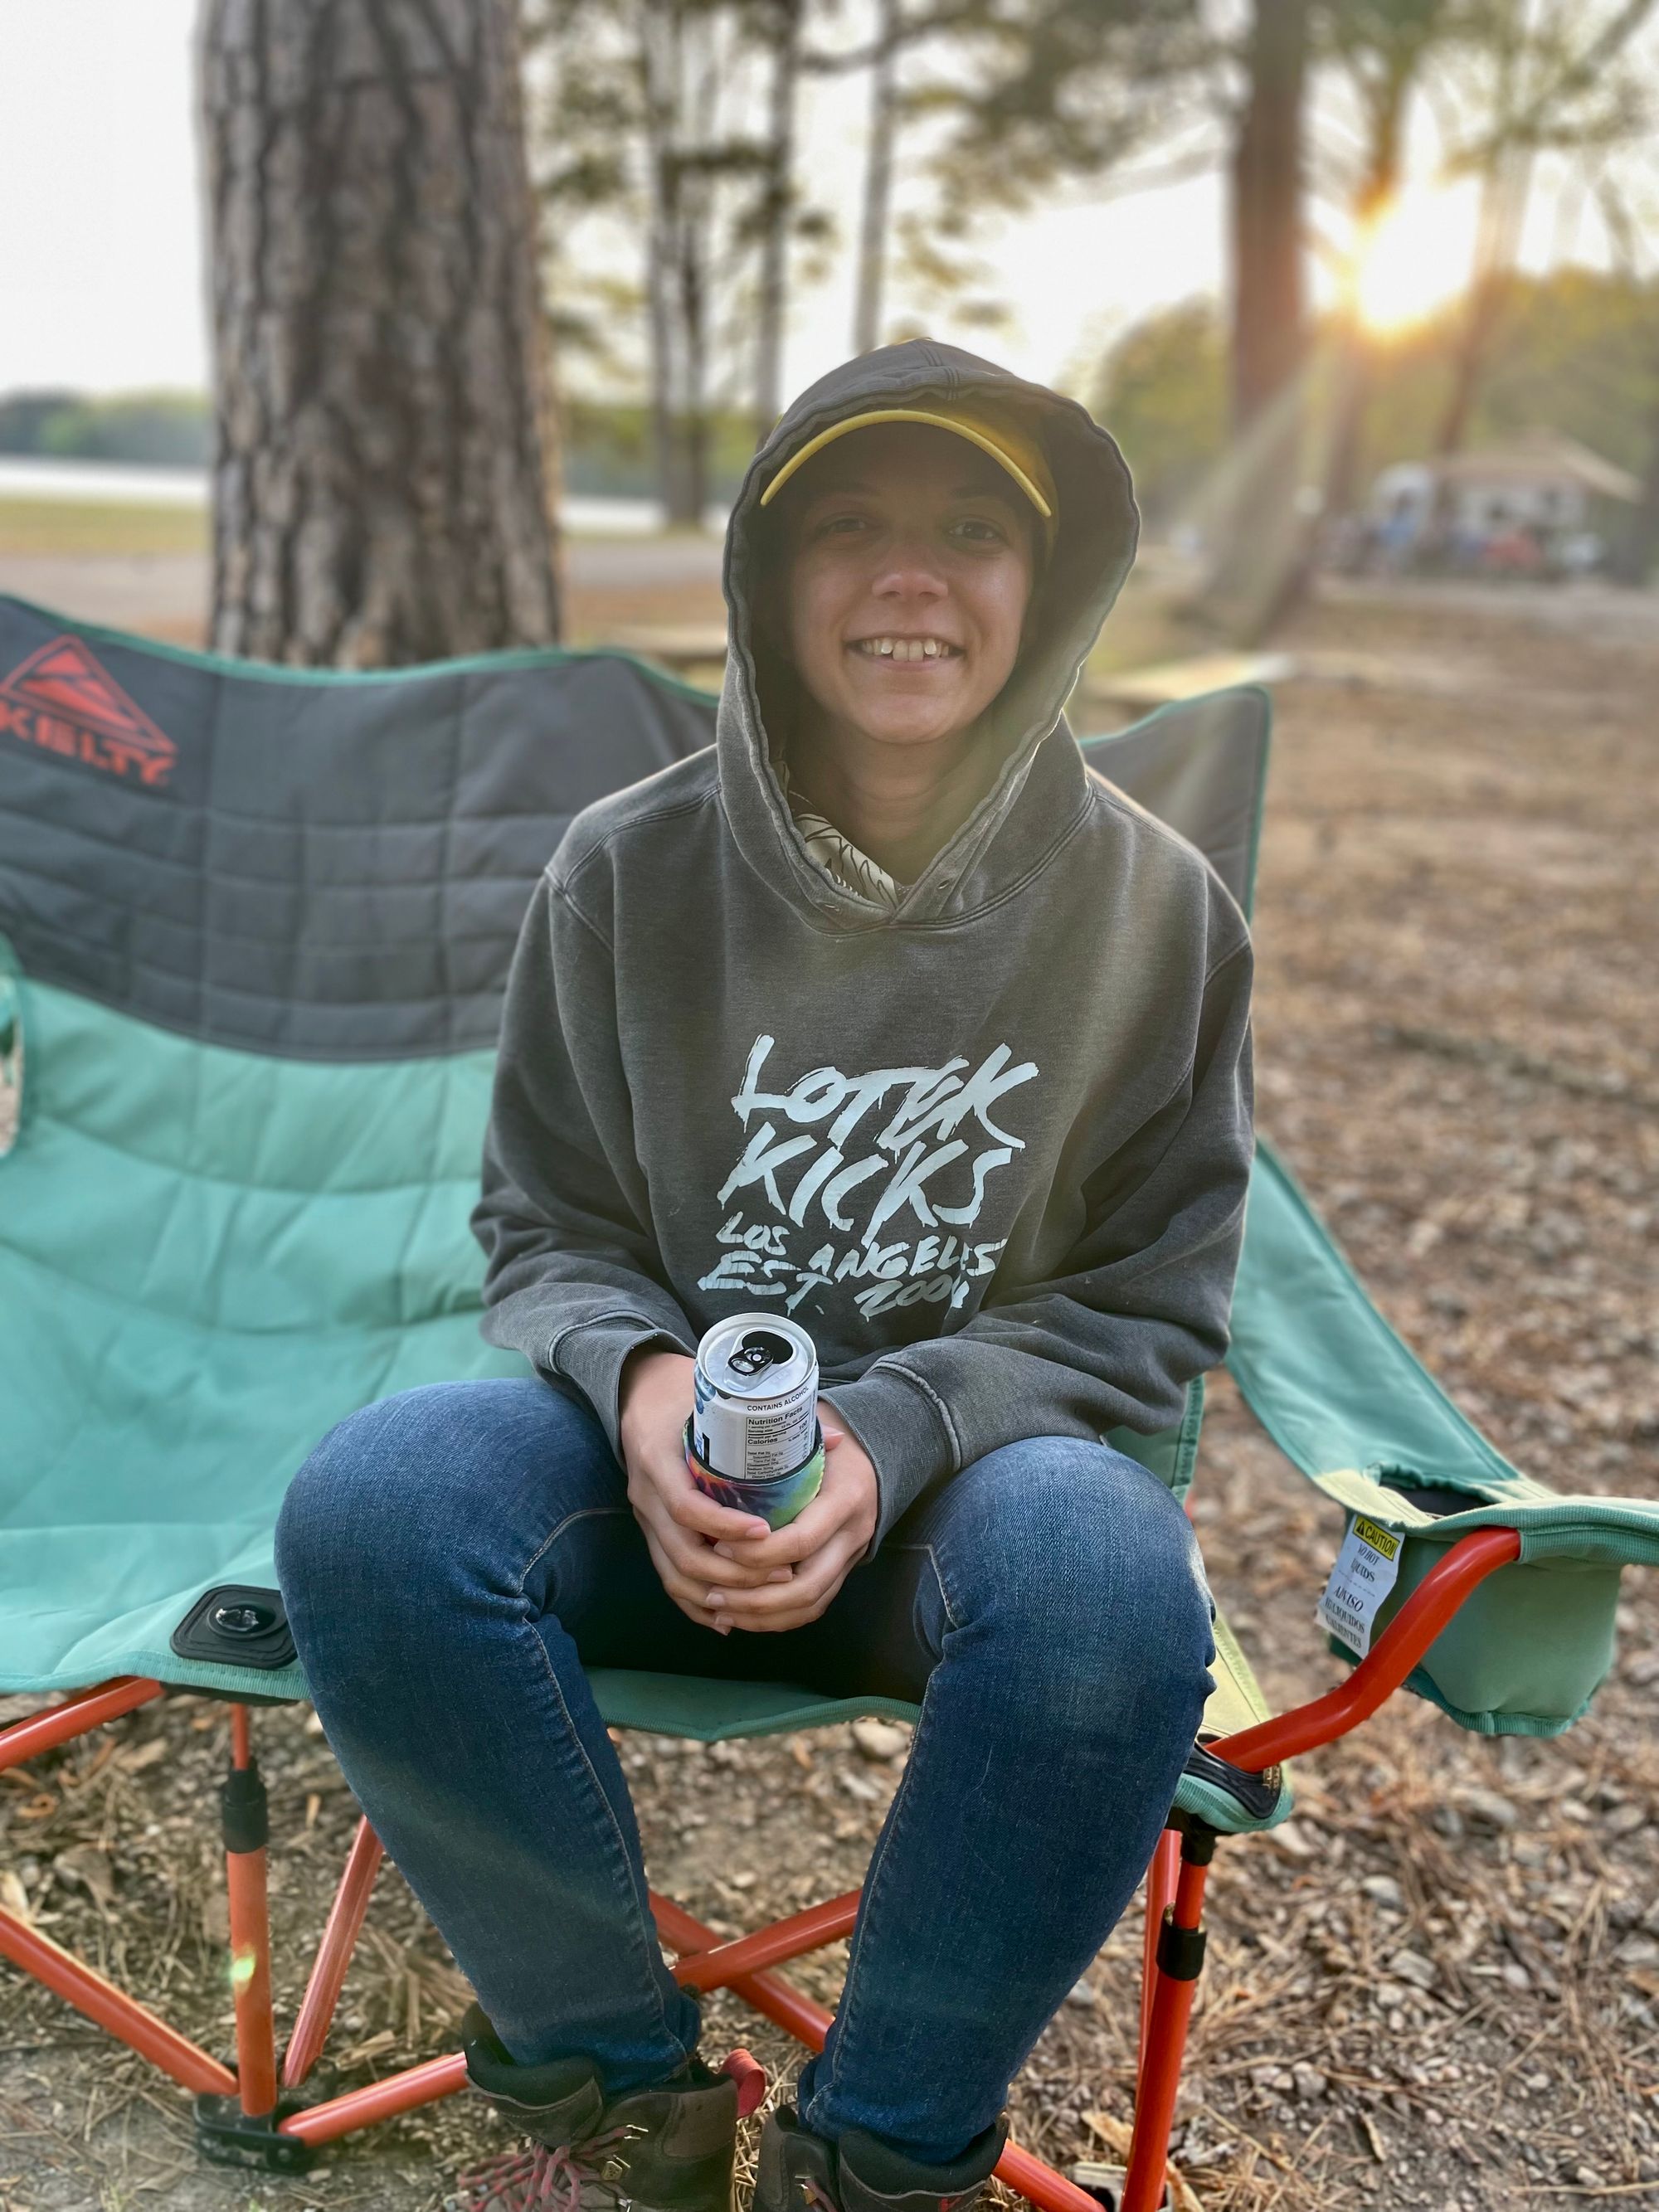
[695,1396,813,1481]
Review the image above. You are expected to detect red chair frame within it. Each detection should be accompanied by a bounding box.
[0,1527,1520,2208]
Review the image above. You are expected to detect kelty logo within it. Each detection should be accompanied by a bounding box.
[0,634,178,789]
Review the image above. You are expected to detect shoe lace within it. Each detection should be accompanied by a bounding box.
[455,2122,647,2212]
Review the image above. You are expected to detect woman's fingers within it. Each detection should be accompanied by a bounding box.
[640,1525,726,1630]
[707,1484,848,1571]
[643,1529,785,1629]
[659,1471,771,1544]
[711,1531,856,1623]
[714,1578,843,1633]
[628,1453,769,1543]
[631,1482,790,1591]
[638,1502,782,1590]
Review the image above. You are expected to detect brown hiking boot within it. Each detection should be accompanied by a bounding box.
[752,2102,1008,2212]
[447,2004,752,2212]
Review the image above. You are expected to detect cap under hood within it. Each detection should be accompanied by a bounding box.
[718,338,1139,931]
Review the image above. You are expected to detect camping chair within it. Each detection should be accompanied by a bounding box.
[1,593,1653,2212]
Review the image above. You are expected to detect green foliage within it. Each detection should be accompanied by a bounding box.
[562,401,757,498]
[922,0,1216,219]
[1089,299,1228,523]
[0,389,211,467]
[1092,269,1659,523]
[1359,266,1659,480]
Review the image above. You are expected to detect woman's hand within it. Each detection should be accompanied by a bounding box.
[697,1412,879,1635]
[618,1349,795,1631]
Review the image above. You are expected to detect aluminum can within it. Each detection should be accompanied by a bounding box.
[692,1315,818,1480]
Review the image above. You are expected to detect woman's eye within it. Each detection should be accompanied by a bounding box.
[951,518,1006,545]
[818,513,872,537]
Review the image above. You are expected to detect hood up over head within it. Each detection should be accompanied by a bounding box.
[716,338,1140,931]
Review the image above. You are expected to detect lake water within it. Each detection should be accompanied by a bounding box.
[0,458,720,536]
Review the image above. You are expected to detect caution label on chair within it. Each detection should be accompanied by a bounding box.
[1317,1514,1402,1659]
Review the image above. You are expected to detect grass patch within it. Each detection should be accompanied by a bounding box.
[0,498,208,558]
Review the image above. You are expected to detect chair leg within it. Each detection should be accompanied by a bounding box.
[0,1903,236,2096]
[283,1816,384,2090]
[1122,1821,1215,2212]
[1137,1827,1181,2087]
[222,1705,279,2121]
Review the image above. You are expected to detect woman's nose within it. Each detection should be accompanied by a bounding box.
[871,539,948,598]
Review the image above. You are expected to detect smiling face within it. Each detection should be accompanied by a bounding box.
[777,422,1039,759]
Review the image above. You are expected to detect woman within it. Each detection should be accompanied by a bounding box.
[277,339,1253,2212]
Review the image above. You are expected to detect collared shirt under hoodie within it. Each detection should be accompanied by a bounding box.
[471,338,1257,1557]
[776,756,907,911]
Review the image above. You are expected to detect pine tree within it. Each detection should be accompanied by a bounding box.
[202,0,562,665]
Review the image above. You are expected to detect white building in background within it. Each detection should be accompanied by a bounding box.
[1370,430,1640,546]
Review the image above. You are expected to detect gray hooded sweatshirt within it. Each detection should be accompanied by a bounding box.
[471,339,1254,1556]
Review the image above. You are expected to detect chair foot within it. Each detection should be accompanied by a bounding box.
[193,2092,317,2173]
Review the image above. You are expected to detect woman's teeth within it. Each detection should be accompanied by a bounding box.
[854,637,958,662]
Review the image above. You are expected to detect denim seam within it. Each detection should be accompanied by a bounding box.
[517,1504,633,1589]
[802,1542,956,2123]
[511,1504,695,2070]
[886,1539,961,1636]
[803,1679,937,2126]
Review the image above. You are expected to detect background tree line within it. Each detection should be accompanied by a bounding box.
[187,0,1658,664]
[1097,266,1659,530]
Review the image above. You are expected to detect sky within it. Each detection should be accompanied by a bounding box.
[0,0,1634,410]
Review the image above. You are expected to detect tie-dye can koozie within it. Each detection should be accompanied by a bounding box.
[684,1315,823,1529]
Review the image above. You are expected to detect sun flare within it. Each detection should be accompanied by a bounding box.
[1353,188,1478,334]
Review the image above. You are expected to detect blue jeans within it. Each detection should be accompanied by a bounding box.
[275,1378,1213,2165]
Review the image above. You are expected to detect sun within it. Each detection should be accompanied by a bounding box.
[1352,187,1479,335]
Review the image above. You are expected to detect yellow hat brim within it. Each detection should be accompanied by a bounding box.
[758,407,1054,521]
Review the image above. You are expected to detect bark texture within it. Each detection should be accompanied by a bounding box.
[202,0,562,666]
[753,0,802,438]
[1228,0,1309,434]
[1609,377,1659,587]
[852,0,899,357]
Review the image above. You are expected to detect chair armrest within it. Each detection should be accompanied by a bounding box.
[1209,1526,1521,1773]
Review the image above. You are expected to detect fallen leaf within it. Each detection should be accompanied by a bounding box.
[339,2029,397,2066]
[116,1738,168,1773]
[53,1845,116,1909]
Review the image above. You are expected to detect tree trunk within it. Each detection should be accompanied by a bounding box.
[677,186,712,525]
[754,0,802,440]
[1194,0,1310,642]
[1433,148,1531,461]
[202,0,562,666]
[640,7,695,523]
[852,0,900,355]
[1228,0,1309,434]
[1609,375,1659,586]
[1321,50,1413,523]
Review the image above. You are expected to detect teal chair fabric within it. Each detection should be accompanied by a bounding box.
[0,598,1295,1831]
[11,594,1632,1825]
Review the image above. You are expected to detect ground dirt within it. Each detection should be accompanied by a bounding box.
[0,569,1655,2212]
